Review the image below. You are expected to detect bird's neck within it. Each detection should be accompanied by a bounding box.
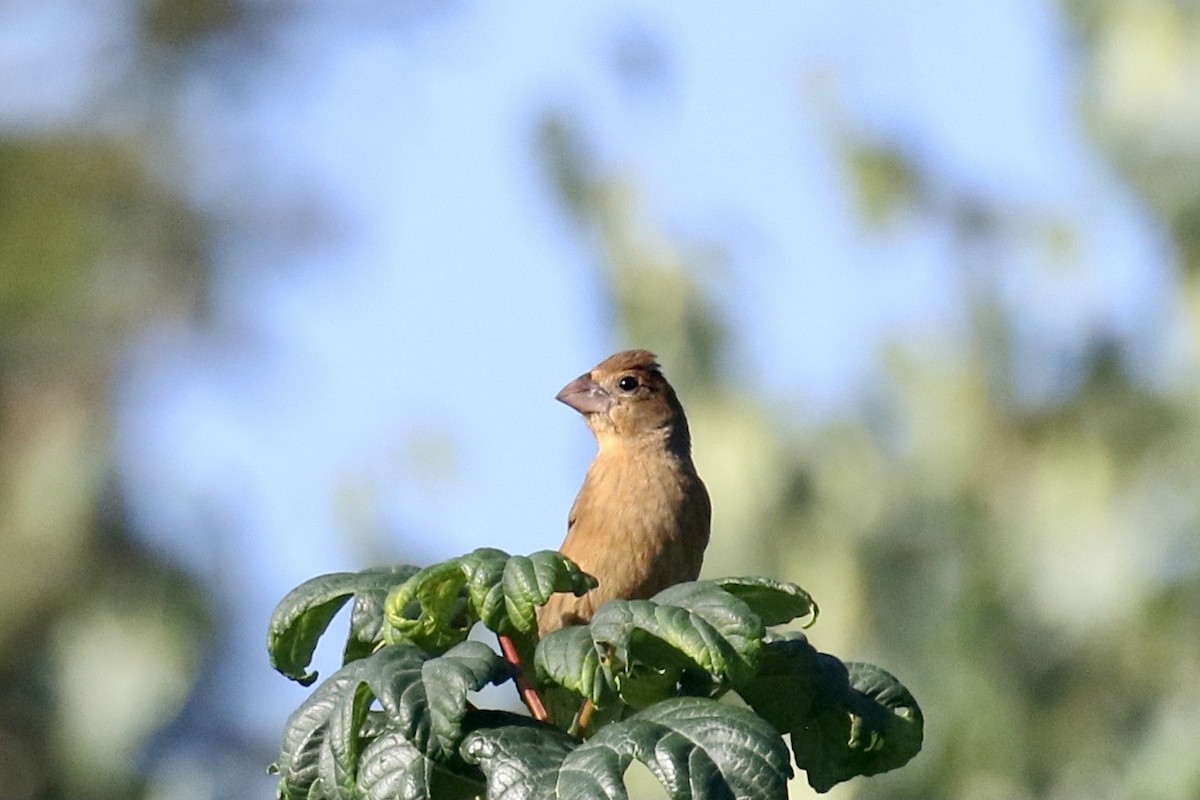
[595,420,693,463]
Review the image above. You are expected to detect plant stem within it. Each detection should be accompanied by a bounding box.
[568,699,596,737]
[497,633,550,722]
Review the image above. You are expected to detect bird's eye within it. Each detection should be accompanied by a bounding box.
[617,375,639,392]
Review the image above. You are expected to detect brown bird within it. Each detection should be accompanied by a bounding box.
[538,350,711,637]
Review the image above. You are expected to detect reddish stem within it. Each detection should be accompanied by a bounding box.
[498,633,549,722]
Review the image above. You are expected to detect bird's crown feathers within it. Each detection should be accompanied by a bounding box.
[591,349,661,378]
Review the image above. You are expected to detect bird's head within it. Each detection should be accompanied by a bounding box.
[556,350,690,451]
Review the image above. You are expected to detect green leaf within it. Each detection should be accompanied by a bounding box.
[611,662,683,712]
[556,697,791,800]
[424,642,516,758]
[587,581,764,697]
[537,581,775,712]
[735,634,826,732]
[461,548,512,634]
[269,566,420,685]
[366,641,514,761]
[650,581,766,663]
[712,576,818,627]
[384,560,477,652]
[271,555,923,799]
[735,635,923,792]
[462,700,792,800]
[501,550,597,635]
[841,662,923,779]
[460,715,579,800]
[320,681,372,800]
[356,731,433,800]
[346,568,422,663]
[533,625,616,706]
[275,660,370,800]
[783,656,923,793]
[383,549,596,652]
[274,641,512,800]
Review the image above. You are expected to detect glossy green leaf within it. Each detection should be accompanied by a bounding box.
[785,658,923,792]
[735,634,923,792]
[461,716,579,800]
[650,581,766,663]
[611,662,683,711]
[533,625,615,706]
[841,662,923,779]
[735,633,826,732]
[271,554,924,798]
[366,641,513,760]
[269,566,420,685]
[273,640,513,800]
[712,576,818,627]
[460,548,512,633]
[274,660,371,800]
[383,560,475,651]
[588,581,763,693]
[501,550,597,635]
[356,731,433,800]
[423,641,516,758]
[345,568,421,663]
[383,549,595,652]
[463,698,792,800]
[557,697,791,800]
[319,681,372,800]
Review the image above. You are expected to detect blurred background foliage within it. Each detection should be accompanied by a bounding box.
[2,1,1199,799]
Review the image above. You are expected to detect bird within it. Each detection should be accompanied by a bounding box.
[537,349,711,638]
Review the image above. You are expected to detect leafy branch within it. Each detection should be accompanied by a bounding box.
[267,548,923,798]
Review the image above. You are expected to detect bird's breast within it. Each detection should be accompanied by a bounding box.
[560,447,710,605]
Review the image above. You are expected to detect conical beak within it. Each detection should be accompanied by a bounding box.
[555,373,612,415]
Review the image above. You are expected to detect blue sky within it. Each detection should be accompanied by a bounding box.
[2,0,1175,776]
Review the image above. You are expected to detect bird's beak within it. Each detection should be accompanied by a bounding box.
[556,373,612,415]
